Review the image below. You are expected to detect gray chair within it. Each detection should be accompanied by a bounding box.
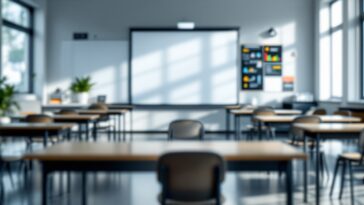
[88,103,114,140]
[289,116,329,176]
[333,110,352,117]
[246,107,276,140]
[306,108,327,116]
[58,109,78,115]
[157,152,225,205]
[329,129,364,205]
[168,120,204,140]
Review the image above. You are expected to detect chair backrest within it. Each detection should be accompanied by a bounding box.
[333,110,351,117]
[168,120,204,140]
[88,103,108,111]
[58,109,78,115]
[359,130,364,164]
[307,108,327,116]
[157,152,225,203]
[253,107,275,116]
[25,114,53,123]
[291,116,321,141]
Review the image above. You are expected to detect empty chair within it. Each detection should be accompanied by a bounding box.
[329,129,364,205]
[24,114,58,148]
[58,109,78,115]
[25,114,53,123]
[306,108,327,116]
[157,152,225,205]
[289,116,329,176]
[333,110,351,117]
[88,103,114,140]
[168,120,204,140]
[246,107,275,140]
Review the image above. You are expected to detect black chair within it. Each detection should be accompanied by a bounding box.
[329,129,364,205]
[58,109,78,115]
[289,116,329,176]
[157,152,225,205]
[306,108,327,116]
[333,110,352,117]
[168,120,204,140]
[246,107,276,140]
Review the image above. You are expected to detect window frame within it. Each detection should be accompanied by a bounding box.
[1,0,34,93]
[361,0,364,99]
[327,0,344,100]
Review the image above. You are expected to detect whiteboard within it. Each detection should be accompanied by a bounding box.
[131,30,239,105]
[52,41,128,103]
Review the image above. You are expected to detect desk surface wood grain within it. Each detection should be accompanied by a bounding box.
[25,141,306,161]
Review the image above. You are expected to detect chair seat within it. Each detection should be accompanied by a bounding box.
[339,152,362,161]
[287,140,316,147]
[158,193,225,205]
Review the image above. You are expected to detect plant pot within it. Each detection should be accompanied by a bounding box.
[74,92,89,104]
[0,116,11,124]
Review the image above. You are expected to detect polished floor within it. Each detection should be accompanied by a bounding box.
[1,133,364,205]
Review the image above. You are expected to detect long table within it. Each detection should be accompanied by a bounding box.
[0,123,74,147]
[231,109,302,140]
[77,109,128,141]
[25,141,306,205]
[294,123,364,205]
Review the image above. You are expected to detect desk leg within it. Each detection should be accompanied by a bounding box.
[82,172,87,205]
[42,166,48,205]
[123,114,126,141]
[86,123,90,141]
[78,124,83,141]
[315,134,321,205]
[303,135,308,203]
[234,115,239,140]
[285,161,293,205]
[43,131,48,147]
[130,110,133,141]
[226,110,230,139]
[93,121,97,141]
[118,114,122,141]
[258,122,263,140]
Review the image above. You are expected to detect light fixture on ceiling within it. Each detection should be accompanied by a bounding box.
[268,27,277,37]
[177,21,195,30]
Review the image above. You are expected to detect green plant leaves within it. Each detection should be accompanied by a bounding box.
[70,76,95,93]
[0,77,19,116]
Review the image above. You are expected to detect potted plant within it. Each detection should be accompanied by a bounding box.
[70,76,95,104]
[0,77,19,124]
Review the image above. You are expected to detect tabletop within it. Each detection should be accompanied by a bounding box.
[254,115,361,123]
[24,141,306,161]
[294,123,364,133]
[0,123,75,131]
[231,109,302,115]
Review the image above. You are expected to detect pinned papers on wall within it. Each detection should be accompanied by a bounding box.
[282,76,294,91]
[241,46,263,90]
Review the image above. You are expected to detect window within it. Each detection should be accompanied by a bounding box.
[319,0,343,100]
[361,0,364,98]
[1,0,34,93]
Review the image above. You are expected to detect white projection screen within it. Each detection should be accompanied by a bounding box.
[130,29,239,105]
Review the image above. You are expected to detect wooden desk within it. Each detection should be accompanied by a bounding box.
[253,115,361,141]
[12,115,100,141]
[77,109,128,141]
[231,109,302,140]
[294,123,364,205]
[0,123,74,147]
[25,141,306,205]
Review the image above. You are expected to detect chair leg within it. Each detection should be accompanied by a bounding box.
[348,161,355,205]
[339,160,347,200]
[4,163,15,188]
[330,158,341,197]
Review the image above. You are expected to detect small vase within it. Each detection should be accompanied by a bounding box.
[75,92,89,104]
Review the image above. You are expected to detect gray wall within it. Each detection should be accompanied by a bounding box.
[45,0,315,131]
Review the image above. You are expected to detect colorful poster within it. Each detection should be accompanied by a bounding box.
[283,76,294,91]
[241,46,263,90]
[263,45,283,77]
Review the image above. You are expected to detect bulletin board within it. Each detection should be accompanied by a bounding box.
[241,45,294,92]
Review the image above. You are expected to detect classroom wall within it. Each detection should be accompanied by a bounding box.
[44,0,315,131]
